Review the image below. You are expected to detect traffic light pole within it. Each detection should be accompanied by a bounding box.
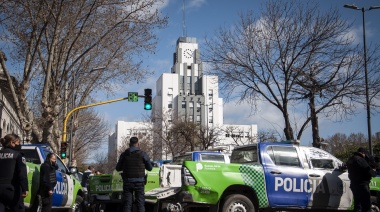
[62,96,130,164]
[61,93,150,164]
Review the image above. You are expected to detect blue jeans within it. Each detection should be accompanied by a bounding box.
[122,181,145,212]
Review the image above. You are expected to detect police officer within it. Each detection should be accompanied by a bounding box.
[0,134,28,212]
[346,147,377,212]
[81,165,94,207]
[116,137,152,212]
[39,153,58,212]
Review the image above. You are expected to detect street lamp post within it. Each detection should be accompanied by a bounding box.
[344,4,380,155]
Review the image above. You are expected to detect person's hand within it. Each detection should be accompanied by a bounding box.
[22,191,28,198]
[49,190,53,195]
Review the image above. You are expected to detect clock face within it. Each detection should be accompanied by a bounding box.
[183,48,194,59]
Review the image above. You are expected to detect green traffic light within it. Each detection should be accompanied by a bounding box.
[144,103,152,110]
[61,153,66,158]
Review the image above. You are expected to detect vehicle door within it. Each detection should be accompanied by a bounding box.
[262,144,309,208]
[54,156,75,207]
[301,147,352,210]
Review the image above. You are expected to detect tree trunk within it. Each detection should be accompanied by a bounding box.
[310,92,321,148]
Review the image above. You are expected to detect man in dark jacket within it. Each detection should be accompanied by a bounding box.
[346,147,377,212]
[0,134,28,212]
[39,153,58,212]
[116,137,152,212]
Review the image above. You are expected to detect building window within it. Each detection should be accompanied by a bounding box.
[168,96,173,108]
[197,102,201,112]
[182,101,186,109]
[209,116,213,123]
[187,76,191,92]
[196,115,201,123]
[189,115,193,121]
[225,134,230,137]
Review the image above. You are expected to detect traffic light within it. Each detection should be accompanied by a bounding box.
[144,88,152,110]
[60,142,68,159]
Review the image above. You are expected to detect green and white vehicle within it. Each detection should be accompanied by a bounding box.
[87,151,230,211]
[153,141,380,212]
[21,144,84,211]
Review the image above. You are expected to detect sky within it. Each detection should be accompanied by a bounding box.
[93,0,380,148]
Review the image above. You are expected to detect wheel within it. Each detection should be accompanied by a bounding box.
[70,195,84,212]
[372,204,380,212]
[371,195,380,212]
[222,194,255,212]
[30,194,42,212]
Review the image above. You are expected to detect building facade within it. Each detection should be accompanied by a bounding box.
[108,121,151,158]
[0,67,22,140]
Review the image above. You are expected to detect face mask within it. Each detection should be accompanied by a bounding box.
[13,144,21,151]
[15,144,21,151]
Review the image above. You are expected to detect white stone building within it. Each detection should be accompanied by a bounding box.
[108,121,151,158]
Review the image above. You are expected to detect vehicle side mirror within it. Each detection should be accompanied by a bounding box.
[69,167,78,174]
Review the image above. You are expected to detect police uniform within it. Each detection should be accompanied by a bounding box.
[116,146,152,212]
[0,147,28,212]
[39,158,58,212]
[347,148,376,212]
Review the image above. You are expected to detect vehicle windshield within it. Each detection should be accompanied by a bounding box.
[230,146,258,163]
[200,154,226,163]
[20,149,41,164]
[172,154,192,165]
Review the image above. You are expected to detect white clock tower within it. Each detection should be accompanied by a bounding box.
[153,37,223,159]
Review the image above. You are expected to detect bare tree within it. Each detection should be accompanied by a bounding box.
[204,0,366,147]
[170,119,200,153]
[257,129,279,143]
[197,124,223,150]
[323,132,373,162]
[150,109,177,160]
[223,126,251,146]
[0,0,167,151]
[92,152,113,174]
[150,109,204,159]
[69,109,109,165]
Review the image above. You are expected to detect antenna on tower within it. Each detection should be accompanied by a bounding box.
[182,0,187,37]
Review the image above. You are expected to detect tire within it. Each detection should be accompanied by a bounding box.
[30,194,42,212]
[372,204,380,212]
[222,194,255,212]
[70,195,84,212]
[371,195,380,212]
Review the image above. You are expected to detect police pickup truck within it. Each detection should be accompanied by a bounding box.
[21,144,84,211]
[87,151,230,211]
[153,141,380,212]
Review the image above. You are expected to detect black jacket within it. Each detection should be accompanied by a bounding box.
[0,147,28,192]
[347,152,376,184]
[116,146,152,182]
[40,159,58,191]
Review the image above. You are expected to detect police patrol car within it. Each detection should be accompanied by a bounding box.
[154,141,380,212]
[21,144,84,211]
